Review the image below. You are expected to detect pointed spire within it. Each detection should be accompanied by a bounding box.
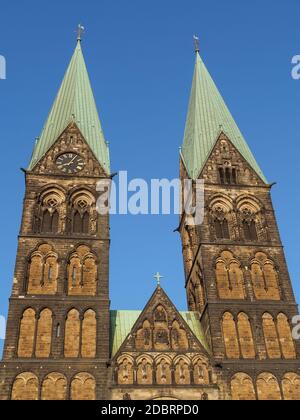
[29,37,110,174]
[181,43,266,183]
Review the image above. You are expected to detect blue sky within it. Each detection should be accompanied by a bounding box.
[0,0,300,356]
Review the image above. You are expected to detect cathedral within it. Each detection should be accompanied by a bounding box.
[0,33,300,401]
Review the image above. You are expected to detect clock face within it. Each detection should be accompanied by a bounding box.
[55,153,85,174]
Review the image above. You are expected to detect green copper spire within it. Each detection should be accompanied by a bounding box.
[181,49,267,183]
[28,39,110,174]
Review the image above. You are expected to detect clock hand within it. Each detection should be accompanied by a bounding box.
[68,156,77,166]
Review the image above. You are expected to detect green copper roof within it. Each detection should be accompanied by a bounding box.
[110,311,141,357]
[28,41,110,173]
[181,52,267,183]
[110,310,210,358]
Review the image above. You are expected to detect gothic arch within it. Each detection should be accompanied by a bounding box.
[282,373,300,400]
[277,313,296,359]
[222,312,240,359]
[170,320,189,350]
[41,372,67,400]
[209,195,233,240]
[27,244,59,295]
[137,355,153,385]
[81,309,97,358]
[69,190,97,235]
[11,372,39,400]
[262,313,281,359]
[64,309,81,358]
[187,272,206,313]
[17,308,36,358]
[117,355,134,385]
[153,306,170,351]
[256,373,282,400]
[136,319,152,351]
[155,355,172,385]
[174,355,191,385]
[237,312,256,359]
[70,372,96,401]
[215,251,245,300]
[67,245,97,296]
[35,308,53,358]
[35,187,66,234]
[231,373,256,400]
[250,253,280,301]
[236,196,265,242]
[192,356,210,385]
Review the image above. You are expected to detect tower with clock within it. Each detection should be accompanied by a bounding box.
[0,37,112,400]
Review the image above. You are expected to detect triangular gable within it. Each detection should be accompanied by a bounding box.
[111,286,211,360]
[198,132,266,186]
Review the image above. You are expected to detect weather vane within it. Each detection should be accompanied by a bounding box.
[193,35,200,53]
[77,24,85,41]
[154,272,164,286]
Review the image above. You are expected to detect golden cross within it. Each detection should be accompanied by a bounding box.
[193,35,200,53]
[154,272,164,286]
[77,24,85,41]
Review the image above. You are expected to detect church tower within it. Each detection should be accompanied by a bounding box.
[179,43,300,400]
[0,36,111,400]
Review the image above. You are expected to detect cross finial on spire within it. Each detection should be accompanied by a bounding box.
[77,24,85,42]
[193,35,200,53]
[154,272,164,287]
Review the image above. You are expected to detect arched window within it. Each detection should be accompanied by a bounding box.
[70,191,96,235]
[35,309,53,358]
[11,373,39,400]
[282,373,300,400]
[117,356,134,385]
[242,209,258,241]
[231,373,256,400]
[187,284,197,311]
[27,244,58,295]
[70,373,96,401]
[156,357,172,385]
[262,313,281,359]
[81,310,97,358]
[67,246,97,296]
[18,309,36,358]
[215,251,245,300]
[37,189,65,234]
[174,357,191,385]
[257,373,282,400]
[214,218,230,239]
[237,313,256,359]
[137,357,153,385]
[219,168,225,184]
[277,313,296,359]
[64,309,80,358]
[41,373,67,401]
[170,320,188,350]
[209,197,233,241]
[73,211,83,233]
[193,358,210,385]
[237,196,268,242]
[222,312,240,359]
[251,253,280,301]
[218,164,238,185]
